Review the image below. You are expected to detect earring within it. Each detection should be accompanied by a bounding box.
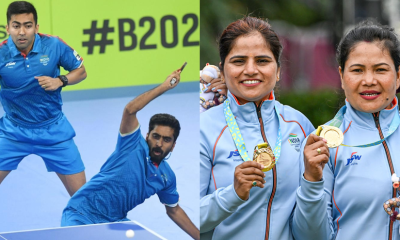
[221,76,225,83]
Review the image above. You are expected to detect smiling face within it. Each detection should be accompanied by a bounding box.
[340,41,400,113]
[6,13,38,55]
[221,32,280,105]
[146,125,176,163]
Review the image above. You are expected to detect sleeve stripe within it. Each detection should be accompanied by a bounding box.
[212,125,228,164]
[0,39,8,47]
[120,124,140,137]
[332,189,343,238]
[38,33,76,51]
[211,167,217,190]
[331,121,352,237]
[333,121,352,169]
[212,125,229,190]
[279,114,307,138]
[38,33,84,63]
[164,202,179,208]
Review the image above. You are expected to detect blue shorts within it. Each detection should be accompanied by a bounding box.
[0,114,85,174]
[61,207,131,226]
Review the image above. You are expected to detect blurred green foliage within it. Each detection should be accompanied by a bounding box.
[201,0,400,128]
[200,0,332,68]
[278,90,345,127]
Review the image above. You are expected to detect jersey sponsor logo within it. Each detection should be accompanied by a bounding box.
[228,150,240,158]
[227,150,244,161]
[161,174,168,184]
[346,152,362,166]
[288,133,301,152]
[73,50,81,61]
[40,55,50,66]
[5,62,16,68]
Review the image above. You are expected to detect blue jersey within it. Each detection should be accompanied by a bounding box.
[0,33,83,127]
[293,99,400,240]
[65,127,179,223]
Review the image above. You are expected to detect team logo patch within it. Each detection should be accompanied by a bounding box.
[288,133,301,152]
[5,62,16,68]
[161,174,168,184]
[227,150,244,161]
[346,152,362,166]
[73,50,81,61]
[40,55,49,66]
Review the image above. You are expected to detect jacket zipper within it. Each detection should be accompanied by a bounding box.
[373,112,395,240]
[255,103,276,240]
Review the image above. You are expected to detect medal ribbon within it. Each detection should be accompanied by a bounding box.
[223,100,282,162]
[327,105,400,148]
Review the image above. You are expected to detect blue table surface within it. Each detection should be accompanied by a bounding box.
[0,221,166,240]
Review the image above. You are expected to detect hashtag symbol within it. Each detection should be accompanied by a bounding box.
[82,20,114,54]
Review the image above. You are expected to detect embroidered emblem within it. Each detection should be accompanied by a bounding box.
[40,55,49,66]
[288,133,301,152]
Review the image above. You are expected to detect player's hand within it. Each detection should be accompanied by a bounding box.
[303,134,330,182]
[163,68,181,89]
[234,161,266,200]
[204,78,227,96]
[35,76,63,91]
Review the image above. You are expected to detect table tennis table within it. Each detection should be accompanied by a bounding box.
[0,221,167,240]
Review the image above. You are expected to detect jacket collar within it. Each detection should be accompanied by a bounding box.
[227,91,275,124]
[344,97,399,131]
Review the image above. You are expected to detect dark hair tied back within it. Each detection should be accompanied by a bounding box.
[337,20,400,72]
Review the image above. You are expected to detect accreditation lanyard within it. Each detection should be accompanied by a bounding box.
[223,100,282,162]
[329,105,400,148]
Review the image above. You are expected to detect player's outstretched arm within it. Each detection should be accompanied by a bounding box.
[165,205,200,240]
[64,65,87,85]
[35,65,87,91]
[119,68,181,134]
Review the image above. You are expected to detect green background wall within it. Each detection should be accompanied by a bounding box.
[0,0,200,91]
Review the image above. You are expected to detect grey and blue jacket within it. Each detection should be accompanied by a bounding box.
[293,98,400,240]
[201,91,314,240]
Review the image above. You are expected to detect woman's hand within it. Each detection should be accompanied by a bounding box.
[303,134,330,182]
[234,161,266,200]
[204,78,227,96]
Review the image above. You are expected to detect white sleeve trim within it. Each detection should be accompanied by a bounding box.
[164,201,179,208]
[77,60,84,68]
[119,124,140,137]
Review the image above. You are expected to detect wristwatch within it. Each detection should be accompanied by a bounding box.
[58,75,68,87]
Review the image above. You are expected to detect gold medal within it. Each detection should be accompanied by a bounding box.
[253,143,276,172]
[316,125,344,148]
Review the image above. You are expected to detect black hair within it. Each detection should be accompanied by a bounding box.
[148,114,180,142]
[7,1,37,25]
[337,20,400,72]
[218,16,282,71]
